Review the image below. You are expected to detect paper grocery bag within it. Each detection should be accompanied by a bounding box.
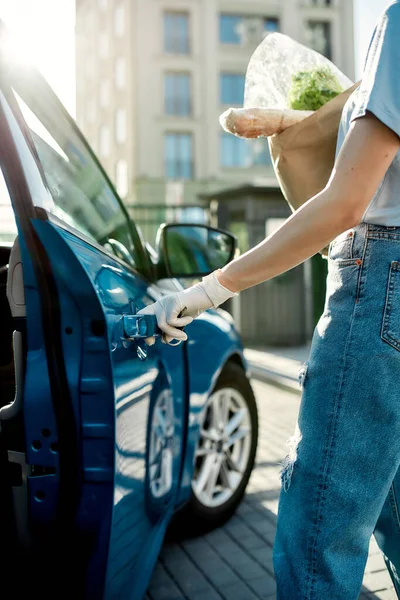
[268,81,360,257]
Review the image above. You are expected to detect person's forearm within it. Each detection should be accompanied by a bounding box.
[217,186,359,293]
[216,111,400,294]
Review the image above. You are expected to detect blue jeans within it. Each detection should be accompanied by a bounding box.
[273,222,400,599]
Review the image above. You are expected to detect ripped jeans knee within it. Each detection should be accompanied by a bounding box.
[279,361,308,492]
[298,360,309,391]
[279,422,302,492]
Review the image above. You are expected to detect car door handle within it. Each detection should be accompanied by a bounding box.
[123,314,160,340]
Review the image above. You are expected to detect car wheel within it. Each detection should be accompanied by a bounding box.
[172,361,258,536]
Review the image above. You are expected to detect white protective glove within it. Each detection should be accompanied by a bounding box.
[137,269,239,346]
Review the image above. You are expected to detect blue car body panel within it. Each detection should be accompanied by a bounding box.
[29,218,188,599]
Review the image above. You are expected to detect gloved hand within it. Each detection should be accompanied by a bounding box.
[137,269,239,346]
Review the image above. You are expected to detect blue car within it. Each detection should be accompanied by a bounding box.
[0,24,258,599]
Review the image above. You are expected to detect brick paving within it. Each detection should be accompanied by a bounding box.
[147,378,397,600]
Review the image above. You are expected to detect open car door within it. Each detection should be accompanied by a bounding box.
[0,32,188,600]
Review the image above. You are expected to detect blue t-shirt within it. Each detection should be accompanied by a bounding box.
[335,0,400,225]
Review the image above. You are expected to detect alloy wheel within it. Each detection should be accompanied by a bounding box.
[192,387,252,508]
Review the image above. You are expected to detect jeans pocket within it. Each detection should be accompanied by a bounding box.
[328,228,363,267]
[381,261,400,351]
[329,229,354,260]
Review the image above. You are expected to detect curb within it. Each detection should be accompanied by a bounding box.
[247,362,301,395]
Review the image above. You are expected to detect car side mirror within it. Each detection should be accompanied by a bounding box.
[155,223,237,279]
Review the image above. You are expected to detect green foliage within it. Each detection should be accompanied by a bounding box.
[288,66,343,111]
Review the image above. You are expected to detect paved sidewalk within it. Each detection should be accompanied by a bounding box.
[147,376,396,600]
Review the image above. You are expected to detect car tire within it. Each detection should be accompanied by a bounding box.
[170,361,258,538]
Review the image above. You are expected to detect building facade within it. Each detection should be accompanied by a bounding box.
[75,0,355,213]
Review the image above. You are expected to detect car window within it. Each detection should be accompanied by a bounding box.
[7,79,142,270]
[0,168,18,245]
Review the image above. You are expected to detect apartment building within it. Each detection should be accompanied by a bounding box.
[75,0,355,210]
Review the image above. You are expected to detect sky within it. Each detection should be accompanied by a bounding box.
[0,0,393,118]
[0,0,76,115]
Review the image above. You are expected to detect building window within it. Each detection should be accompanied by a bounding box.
[99,79,110,108]
[305,21,332,59]
[220,134,246,167]
[115,57,126,89]
[220,15,242,44]
[164,12,190,54]
[264,18,280,34]
[165,133,193,179]
[115,108,127,144]
[220,14,268,45]
[164,73,191,116]
[115,159,128,198]
[220,73,245,106]
[114,4,125,37]
[99,32,109,59]
[220,133,271,168]
[308,0,332,5]
[99,125,110,157]
[252,139,272,166]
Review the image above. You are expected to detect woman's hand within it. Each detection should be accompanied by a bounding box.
[137,269,239,346]
[136,286,211,346]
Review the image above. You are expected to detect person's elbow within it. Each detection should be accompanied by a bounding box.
[342,196,367,229]
[322,182,367,232]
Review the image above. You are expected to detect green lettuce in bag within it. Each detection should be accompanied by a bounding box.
[288,66,344,111]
